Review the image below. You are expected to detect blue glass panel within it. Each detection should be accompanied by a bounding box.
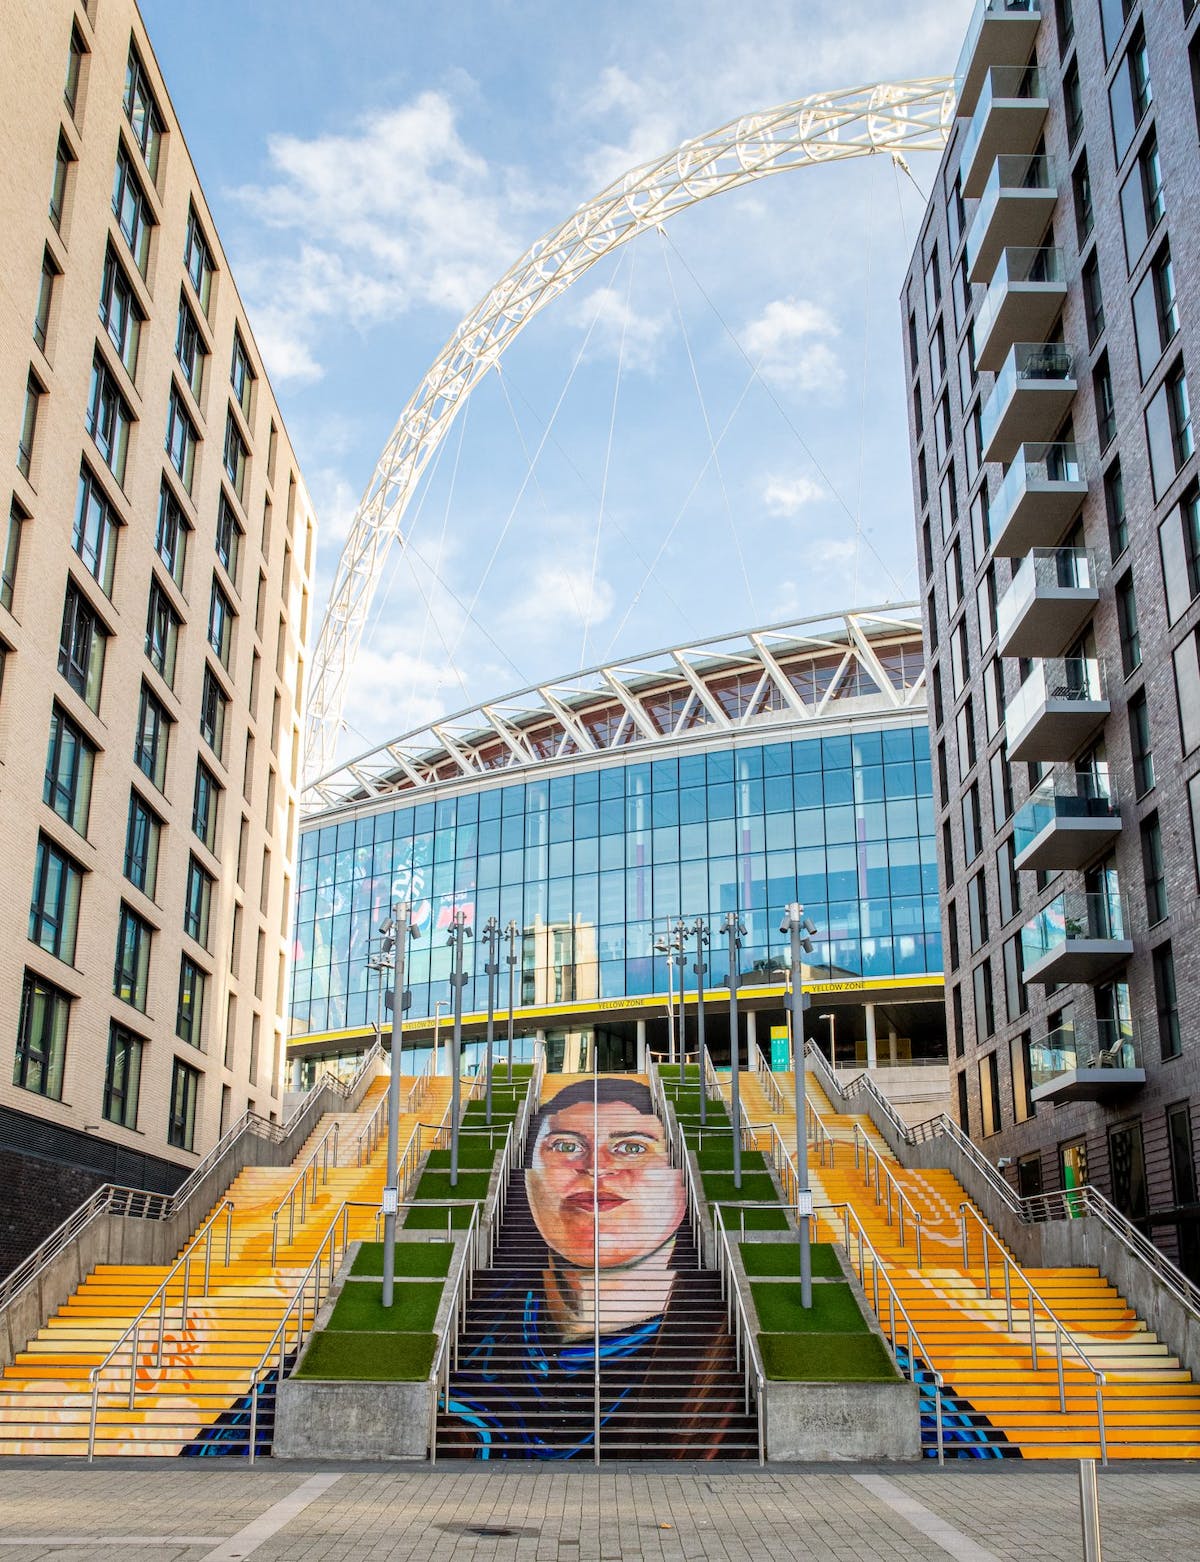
[574,836,599,874]
[599,799,625,835]
[679,786,707,824]
[600,961,625,997]
[413,802,435,833]
[794,772,823,809]
[547,877,572,921]
[501,813,524,851]
[852,731,882,766]
[707,783,734,819]
[678,753,706,788]
[478,816,501,856]
[652,825,679,862]
[523,845,548,881]
[501,786,524,816]
[456,823,478,859]
[651,757,678,790]
[679,822,707,860]
[574,876,599,922]
[574,803,599,839]
[626,864,652,921]
[764,774,793,813]
[625,795,651,832]
[653,861,680,918]
[736,779,763,815]
[548,840,573,878]
[651,790,679,827]
[886,798,919,838]
[574,770,599,803]
[599,834,624,871]
[707,751,733,783]
[882,726,914,761]
[735,748,763,780]
[549,774,572,807]
[479,788,501,821]
[626,763,651,796]
[822,734,852,769]
[625,958,654,996]
[762,742,791,776]
[500,848,524,883]
[708,818,735,857]
[765,812,795,850]
[548,806,572,843]
[600,767,624,800]
[680,858,708,911]
[336,821,355,852]
[792,739,821,773]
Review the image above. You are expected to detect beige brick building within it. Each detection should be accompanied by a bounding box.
[0,0,315,1263]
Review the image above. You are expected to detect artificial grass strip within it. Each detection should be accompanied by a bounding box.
[695,1145,768,1173]
[408,1169,492,1202]
[403,1204,478,1230]
[739,1241,842,1279]
[711,1205,790,1232]
[701,1171,780,1204]
[295,1330,435,1382]
[327,1279,443,1332]
[424,1142,498,1170]
[463,1101,520,1123]
[751,1281,869,1335]
[350,1242,453,1278]
[758,1332,900,1383]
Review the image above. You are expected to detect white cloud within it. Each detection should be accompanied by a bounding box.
[761,475,827,516]
[770,535,859,618]
[741,298,842,391]
[577,66,685,189]
[566,284,669,373]
[504,561,615,640]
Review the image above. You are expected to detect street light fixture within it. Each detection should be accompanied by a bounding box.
[373,901,421,1309]
[432,999,450,1076]
[446,909,473,1187]
[654,928,676,1067]
[689,917,711,1129]
[481,916,501,1126]
[819,1011,836,1066]
[722,912,747,1188]
[780,901,818,1310]
[504,919,521,1079]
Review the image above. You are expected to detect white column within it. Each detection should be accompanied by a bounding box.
[865,1002,878,1071]
[636,1019,647,1072]
[746,1008,757,1065]
[888,1024,898,1066]
[290,1057,302,1092]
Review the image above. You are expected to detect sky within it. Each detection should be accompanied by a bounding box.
[138,0,970,773]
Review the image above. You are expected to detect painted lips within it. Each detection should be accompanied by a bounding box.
[563,1192,626,1212]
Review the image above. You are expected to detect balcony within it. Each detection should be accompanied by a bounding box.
[966,154,1059,283]
[980,344,1077,466]
[1029,1020,1145,1105]
[996,547,1099,658]
[960,66,1049,199]
[990,442,1087,556]
[1005,655,1109,762]
[1012,766,1120,873]
[975,248,1067,373]
[1021,888,1132,986]
[956,0,1043,121]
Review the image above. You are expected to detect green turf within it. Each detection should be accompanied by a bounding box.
[402,1203,478,1230]
[295,1330,435,1381]
[739,1241,842,1278]
[327,1279,443,1332]
[350,1242,453,1278]
[751,1281,869,1335]
[463,1101,519,1122]
[758,1332,899,1382]
[710,1205,790,1232]
[408,1169,492,1201]
[424,1142,498,1170]
[701,1171,779,1204]
[694,1145,767,1173]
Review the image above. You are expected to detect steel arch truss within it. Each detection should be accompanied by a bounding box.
[304,606,927,812]
[306,78,955,780]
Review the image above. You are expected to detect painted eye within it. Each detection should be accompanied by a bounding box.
[547,1136,584,1154]
[613,1140,648,1156]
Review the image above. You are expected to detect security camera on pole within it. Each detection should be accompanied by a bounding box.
[375,900,420,1309]
[482,915,500,1126]
[447,909,473,1188]
[504,919,521,1080]
[722,912,747,1189]
[780,901,818,1309]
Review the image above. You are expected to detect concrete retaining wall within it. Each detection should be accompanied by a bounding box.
[274,1378,432,1460]
[765,1379,921,1460]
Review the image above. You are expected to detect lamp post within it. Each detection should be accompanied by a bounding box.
[819,1011,836,1067]
[446,909,472,1187]
[654,927,676,1067]
[482,916,500,1126]
[374,901,420,1309]
[504,919,521,1079]
[723,912,747,1189]
[672,917,688,1087]
[689,917,710,1128]
[432,999,449,1076]
[780,902,818,1310]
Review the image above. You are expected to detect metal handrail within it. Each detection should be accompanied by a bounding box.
[86,1199,234,1459]
[269,1120,342,1264]
[428,1200,483,1464]
[852,1124,924,1266]
[959,1202,1107,1460]
[711,1205,766,1463]
[752,1046,788,1114]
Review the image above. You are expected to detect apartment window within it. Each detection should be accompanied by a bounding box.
[14,970,69,1099]
[64,25,86,117]
[222,414,248,503]
[155,480,188,589]
[86,354,132,484]
[961,782,982,864]
[167,1057,200,1150]
[1100,0,1132,57]
[1121,135,1163,270]
[983,658,1004,739]
[957,326,977,412]
[103,1022,143,1129]
[49,134,72,230]
[1011,1032,1034,1124]
[1175,631,1200,755]
[207,579,233,669]
[98,247,142,380]
[33,250,57,353]
[113,903,151,1011]
[73,466,119,596]
[952,985,965,1059]
[192,762,220,852]
[1073,155,1093,246]
[175,296,205,399]
[996,836,1018,924]
[1063,60,1083,147]
[111,143,152,276]
[215,494,242,586]
[183,207,214,314]
[1004,935,1028,1023]
[978,1050,1001,1136]
[1167,1101,1198,1220]
[1110,24,1151,166]
[1132,247,1178,384]
[923,244,941,320]
[231,331,254,419]
[1154,942,1182,1060]
[176,958,206,1049]
[956,697,976,779]
[200,666,228,760]
[952,254,970,334]
[144,579,180,686]
[123,46,163,180]
[933,320,947,387]
[2,502,22,612]
[956,1070,970,1133]
[58,580,107,712]
[934,393,951,469]
[17,374,41,480]
[1082,253,1105,346]
[1093,354,1117,451]
[43,705,94,835]
[1129,688,1155,794]
[124,790,161,896]
[1105,460,1128,561]
[944,538,963,615]
[29,834,82,963]
[1147,365,1195,500]
[1159,486,1200,623]
[991,748,1014,830]
[165,387,198,493]
[967,869,989,951]
[973,959,995,1042]
[947,898,960,971]
[1116,571,1141,674]
[134,682,170,790]
[1142,813,1168,925]
[184,856,213,948]
[970,487,990,564]
[939,466,958,544]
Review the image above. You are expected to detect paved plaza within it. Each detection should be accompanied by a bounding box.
[0,1463,1194,1562]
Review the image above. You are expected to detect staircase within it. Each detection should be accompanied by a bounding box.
[435,1073,759,1460]
[736,1065,1200,1459]
[0,1073,452,1456]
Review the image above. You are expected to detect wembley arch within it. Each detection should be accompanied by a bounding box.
[305,77,956,785]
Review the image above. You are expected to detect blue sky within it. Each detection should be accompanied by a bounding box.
[139,0,970,769]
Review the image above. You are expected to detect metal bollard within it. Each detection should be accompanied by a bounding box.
[1078,1458,1103,1562]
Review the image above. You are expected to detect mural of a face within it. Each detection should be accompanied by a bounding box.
[526,1095,686,1270]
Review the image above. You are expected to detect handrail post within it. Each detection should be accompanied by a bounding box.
[1028,1292,1038,1371]
[203,1224,213,1296]
[1056,1326,1066,1413]
[1096,1383,1107,1466]
[981,1226,991,1298]
[128,1317,139,1410]
[225,1203,233,1267]
[915,1215,922,1269]
[1003,1262,1013,1331]
[960,1208,969,1269]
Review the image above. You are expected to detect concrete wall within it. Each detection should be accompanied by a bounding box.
[274,1378,432,1462]
[765,1380,921,1461]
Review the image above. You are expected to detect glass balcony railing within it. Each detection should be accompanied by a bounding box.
[1012,764,1118,860]
[981,344,1076,457]
[956,0,1042,93]
[990,442,1084,539]
[1020,887,1128,971]
[967,155,1058,276]
[974,246,1067,351]
[996,546,1097,646]
[1006,653,1105,735]
[960,65,1045,182]
[1029,1019,1138,1090]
